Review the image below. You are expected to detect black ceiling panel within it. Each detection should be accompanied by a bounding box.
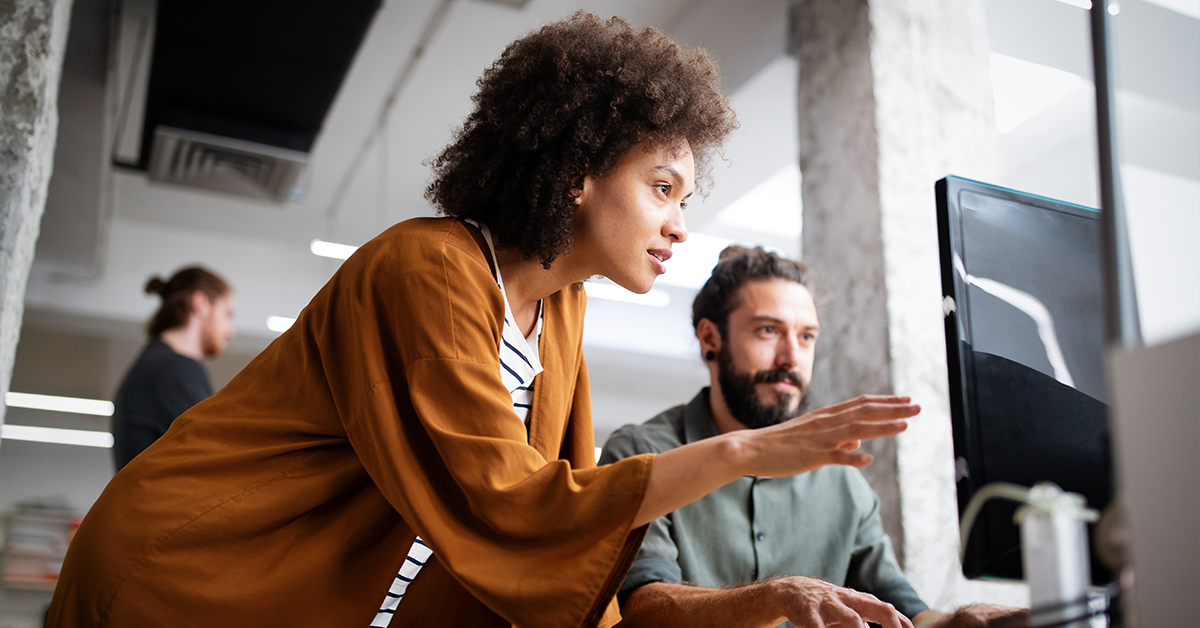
[137,0,382,168]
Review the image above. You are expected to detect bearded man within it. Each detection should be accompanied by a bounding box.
[601,246,1022,628]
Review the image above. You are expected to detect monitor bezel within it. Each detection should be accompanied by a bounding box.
[935,175,1106,582]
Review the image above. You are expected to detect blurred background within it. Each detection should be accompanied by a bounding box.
[0,0,1196,625]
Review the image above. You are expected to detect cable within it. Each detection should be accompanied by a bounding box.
[958,482,1034,563]
[959,482,1099,564]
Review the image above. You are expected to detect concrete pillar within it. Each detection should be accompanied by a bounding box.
[0,0,74,442]
[793,0,1028,609]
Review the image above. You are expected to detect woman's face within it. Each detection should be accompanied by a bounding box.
[573,141,694,293]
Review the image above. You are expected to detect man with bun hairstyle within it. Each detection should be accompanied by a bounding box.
[111,266,235,470]
[602,246,1024,628]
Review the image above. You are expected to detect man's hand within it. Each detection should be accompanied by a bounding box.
[769,576,913,628]
[621,578,913,628]
[915,605,1029,628]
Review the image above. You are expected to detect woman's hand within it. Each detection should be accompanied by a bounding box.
[730,395,918,478]
[633,395,918,528]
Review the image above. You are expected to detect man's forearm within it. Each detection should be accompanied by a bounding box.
[620,581,787,628]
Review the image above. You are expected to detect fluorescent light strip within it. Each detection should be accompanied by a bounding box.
[311,239,358,260]
[583,283,670,307]
[0,424,114,448]
[5,392,114,416]
[266,316,297,333]
[1053,0,1123,13]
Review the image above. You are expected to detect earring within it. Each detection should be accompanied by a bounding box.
[705,350,716,361]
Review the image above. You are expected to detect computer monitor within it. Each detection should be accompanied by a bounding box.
[935,176,1114,585]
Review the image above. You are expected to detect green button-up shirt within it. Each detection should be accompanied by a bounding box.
[600,389,929,623]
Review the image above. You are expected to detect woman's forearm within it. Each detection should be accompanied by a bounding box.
[633,394,919,527]
[633,432,750,527]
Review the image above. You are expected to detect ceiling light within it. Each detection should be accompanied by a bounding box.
[311,239,358,260]
[1,424,114,448]
[5,392,114,416]
[267,316,296,333]
[1054,0,1092,8]
[990,53,1086,133]
[583,283,670,307]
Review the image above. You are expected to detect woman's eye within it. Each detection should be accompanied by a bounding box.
[657,184,671,195]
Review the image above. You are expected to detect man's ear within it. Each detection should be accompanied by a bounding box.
[189,291,212,319]
[696,318,722,360]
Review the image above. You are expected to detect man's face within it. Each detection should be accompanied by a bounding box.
[715,279,819,429]
[199,293,236,358]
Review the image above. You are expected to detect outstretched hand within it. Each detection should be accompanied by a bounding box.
[733,395,919,478]
[633,395,919,528]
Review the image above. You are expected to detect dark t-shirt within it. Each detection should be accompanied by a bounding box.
[111,339,212,471]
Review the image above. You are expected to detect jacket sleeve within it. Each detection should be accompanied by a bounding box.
[600,429,684,601]
[314,223,655,628]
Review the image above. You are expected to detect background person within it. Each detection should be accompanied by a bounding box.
[111,266,235,471]
[47,15,914,628]
[601,246,1024,628]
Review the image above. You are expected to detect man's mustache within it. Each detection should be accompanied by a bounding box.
[752,368,807,389]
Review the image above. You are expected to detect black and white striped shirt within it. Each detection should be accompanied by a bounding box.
[370,221,543,627]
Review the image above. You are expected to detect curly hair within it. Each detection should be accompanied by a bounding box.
[427,11,737,267]
[692,246,811,341]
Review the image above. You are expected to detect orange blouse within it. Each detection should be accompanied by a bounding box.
[46,217,653,628]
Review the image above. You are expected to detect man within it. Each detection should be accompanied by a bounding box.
[111,266,235,471]
[601,246,1021,628]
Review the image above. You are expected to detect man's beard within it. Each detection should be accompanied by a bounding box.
[716,346,810,429]
[199,323,224,358]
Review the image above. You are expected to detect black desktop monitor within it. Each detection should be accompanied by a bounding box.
[935,176,1114,585]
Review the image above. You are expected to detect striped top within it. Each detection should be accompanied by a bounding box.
[370,220,543,627]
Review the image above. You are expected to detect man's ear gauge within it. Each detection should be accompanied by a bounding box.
[705,350,716,362]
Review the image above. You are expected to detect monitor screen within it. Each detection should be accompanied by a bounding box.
[935,176,1114,585]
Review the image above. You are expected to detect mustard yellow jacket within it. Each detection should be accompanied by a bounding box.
[47,218,653,628]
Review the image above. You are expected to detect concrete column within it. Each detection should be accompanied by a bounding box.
[0,0,74,442]
[794,0,1028,609]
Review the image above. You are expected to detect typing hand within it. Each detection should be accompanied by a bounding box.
[771,576,913,628]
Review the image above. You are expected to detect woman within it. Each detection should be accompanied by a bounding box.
[46,13,916,628]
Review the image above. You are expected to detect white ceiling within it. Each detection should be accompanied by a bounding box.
[21,0,1200,371]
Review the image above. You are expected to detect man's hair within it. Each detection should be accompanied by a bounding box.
[692,246,811,339]
[144,266,231,337]
[427,12,737,267]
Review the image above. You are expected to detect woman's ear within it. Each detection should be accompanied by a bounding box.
[571,174,589,206]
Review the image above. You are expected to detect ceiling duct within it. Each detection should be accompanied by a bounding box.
[130,0,382,203]
[148,127,308,204]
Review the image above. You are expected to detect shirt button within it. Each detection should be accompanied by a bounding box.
[755,531,766,541]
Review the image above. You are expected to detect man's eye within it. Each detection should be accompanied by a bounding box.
[760,326,775,334]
